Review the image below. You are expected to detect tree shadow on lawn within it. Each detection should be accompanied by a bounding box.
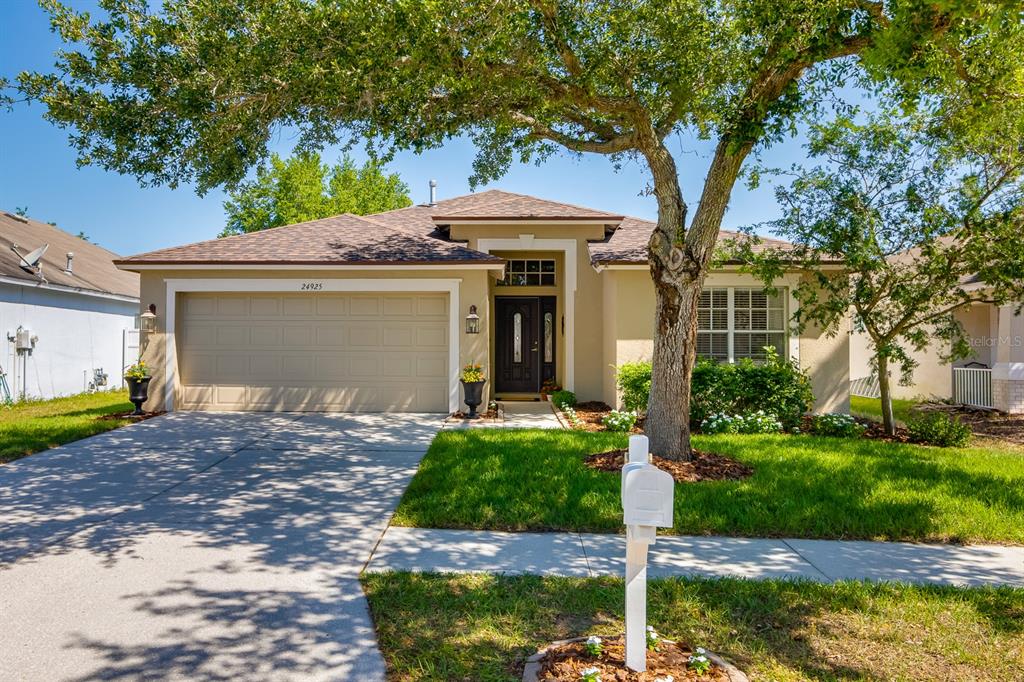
[680,434,1024,542]
[363,572,1024,682]
[398,429,1024,542]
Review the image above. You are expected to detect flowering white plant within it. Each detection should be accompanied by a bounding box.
[810,412,867,438]
[688,649,712,675]
[584,635,603,656]
[645,625,660,651]
[601,409,638,432]
[580,666,601,682]
[700,410,783,435]
[560,405,584,428]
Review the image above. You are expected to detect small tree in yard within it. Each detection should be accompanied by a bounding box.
[9,1,1024,459]
[221,152,411,236]
[737,113,1024,435]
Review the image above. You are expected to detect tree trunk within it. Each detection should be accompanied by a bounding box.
[876,354,896,436]
[643,136,751,460]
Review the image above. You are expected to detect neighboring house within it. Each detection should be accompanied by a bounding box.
[114,189,849,414]
[850,281,1024,414]
[1,211,140,400]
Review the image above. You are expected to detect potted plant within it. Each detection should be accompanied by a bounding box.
[460,362,486,418]
[540,378,561,401]
[124,360,151,415]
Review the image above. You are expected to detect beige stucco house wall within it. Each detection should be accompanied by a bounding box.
[122,190,852,416]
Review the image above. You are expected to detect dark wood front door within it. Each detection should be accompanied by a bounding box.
[495,297,540,393]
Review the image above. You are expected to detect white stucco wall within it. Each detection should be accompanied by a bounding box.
[0,283,138,400]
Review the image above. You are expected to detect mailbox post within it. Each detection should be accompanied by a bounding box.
[621,434,674,672]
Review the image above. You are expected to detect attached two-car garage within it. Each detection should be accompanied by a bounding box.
[176,291,450,412]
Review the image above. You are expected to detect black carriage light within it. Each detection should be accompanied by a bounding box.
[465,305,481,334]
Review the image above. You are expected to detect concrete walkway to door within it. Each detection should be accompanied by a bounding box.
[0,411,443,682]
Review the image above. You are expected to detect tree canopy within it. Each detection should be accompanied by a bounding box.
[10,0,1024,458]
[736,111,1024,433]
[220,152,411,236]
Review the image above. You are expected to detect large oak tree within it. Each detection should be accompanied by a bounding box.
[11,0,1023,458]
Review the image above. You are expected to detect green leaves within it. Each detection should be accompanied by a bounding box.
[220,152,410,236]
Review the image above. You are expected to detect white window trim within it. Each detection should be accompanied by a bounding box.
[163,278,462,413]
[476,236,577,391]
[698,276,799,364]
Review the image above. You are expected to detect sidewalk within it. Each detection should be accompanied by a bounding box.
[366,527,1024,587]
[444,401,563,430]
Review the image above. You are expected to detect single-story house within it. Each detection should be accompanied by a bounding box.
[851,284,1024,414]
[114,190,849,414]
[1,210,140,400]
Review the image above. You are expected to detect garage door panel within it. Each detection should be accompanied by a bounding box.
[179,292,448,411]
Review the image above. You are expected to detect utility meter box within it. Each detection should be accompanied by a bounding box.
[622,465,674,528]
[15,328,34,351]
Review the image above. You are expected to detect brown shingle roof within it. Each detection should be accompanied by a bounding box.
[115,213,503,266]
[428,189,624,222]
[0,211,138,298]
[587,216,798,265]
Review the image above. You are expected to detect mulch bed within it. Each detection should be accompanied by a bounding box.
[585,448,753,483]
[570,401,645,433]
[915,402,1024,446]
[97,410,165,423]
[536,635,729,681]
[450,408,500,420]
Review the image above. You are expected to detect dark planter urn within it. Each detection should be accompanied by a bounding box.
[126,376,152,415]
[461,380,486,418]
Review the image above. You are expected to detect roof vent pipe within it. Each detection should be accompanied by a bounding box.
[429,179,438,206]
[65,252,74,275]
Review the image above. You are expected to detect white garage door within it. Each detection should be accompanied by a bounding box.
[177,292,449,411]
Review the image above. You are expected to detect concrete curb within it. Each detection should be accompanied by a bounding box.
[522,636,748,681]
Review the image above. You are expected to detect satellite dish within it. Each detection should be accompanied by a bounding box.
[13,243,48,278]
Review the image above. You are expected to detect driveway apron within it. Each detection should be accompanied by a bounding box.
[0,412,441,682]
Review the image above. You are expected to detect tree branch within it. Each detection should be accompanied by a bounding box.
[511,112,636,153]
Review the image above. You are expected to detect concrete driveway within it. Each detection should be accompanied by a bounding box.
[0,411,442,681]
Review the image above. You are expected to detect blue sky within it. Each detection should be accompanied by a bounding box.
[2,0,813,257]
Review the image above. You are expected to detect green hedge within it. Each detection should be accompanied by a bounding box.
[616,347,814,430]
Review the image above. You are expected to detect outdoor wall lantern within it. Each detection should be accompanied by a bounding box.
[465,305,481,334]
[140,303,158,333]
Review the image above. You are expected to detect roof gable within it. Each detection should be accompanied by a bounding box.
[0,211,138,298]
[428,190,624,222]
[116,213,503,266]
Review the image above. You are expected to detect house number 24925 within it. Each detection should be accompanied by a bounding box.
[300,282,324,291]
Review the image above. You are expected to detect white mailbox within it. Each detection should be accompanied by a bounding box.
[622,465,674,528]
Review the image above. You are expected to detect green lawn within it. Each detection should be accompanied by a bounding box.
[392,429,1024,543]
[0,390,135,464]
[363,572,1024,681]
[850,395,919,425]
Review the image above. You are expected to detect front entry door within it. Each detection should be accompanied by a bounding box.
[495,297,540,393]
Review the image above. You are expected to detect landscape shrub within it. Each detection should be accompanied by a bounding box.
[616,362,652,412]
[907,412,972,447]
[601,410,638,432]
[700,411,784,435]
[613,347,813,430]
[810,413,867,438]
[551,389,577,409]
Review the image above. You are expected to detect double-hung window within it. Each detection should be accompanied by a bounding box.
[697,287,787,362]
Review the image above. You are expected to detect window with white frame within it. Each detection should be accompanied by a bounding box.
[697,287,787,362]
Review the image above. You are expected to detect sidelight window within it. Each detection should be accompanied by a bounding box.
[513,312,522,363]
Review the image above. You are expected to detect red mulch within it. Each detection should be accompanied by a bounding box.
[537,635,729,681]
[571,401,645,433]
[98,410,165,422]
[450,408,500,420]
[585,448,752,483]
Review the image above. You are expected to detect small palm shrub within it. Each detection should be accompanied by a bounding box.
[601,410,638,432]
[551,389,577,408]
[907,412,972,447]
[701,410,783,435]
[810,413,866,438]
